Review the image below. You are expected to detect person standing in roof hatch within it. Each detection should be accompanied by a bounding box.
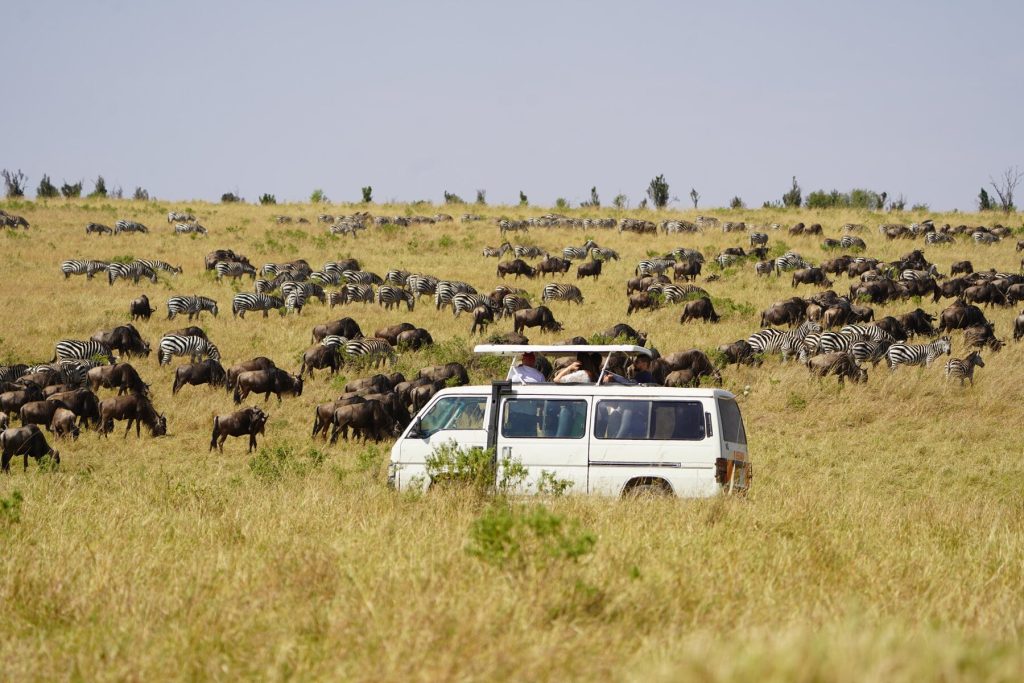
[507,351,545,383]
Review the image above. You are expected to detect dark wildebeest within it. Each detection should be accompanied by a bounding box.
[627,292,659,315]
[329,400,396,444]
[97,394,167,438]
[210,406,269,453]
[92,324,150,358]
[873,316,908,341]
[497,258,537,280]
[471,305,494,334]
[538,256,571,277]
[41,384,77,399]
[375,323,416,346]
[172,359,226,395]
[417,362,470,387]
[19,400,66,430]
[718,340,762,366]
[50,407,80,440]
[397,328,433,350]
[1,425,60,473]
[664,369,698,387]
[964,283,1005,308]
[896,308,935,337]
[1014,311,1024,342]
[130,295,155,321]
[0,384,44,420]
[658,350,722,385]
[225,357,276,392]
[950,260,973,276]
[19,368,62,390]
[806,352,867,385]
[761,298,807,327]
[410,380,447,413]
[602,323,647,347]
[673,259,702,282]
[513,306,563,335]
[487,332,530,345]
[311,317,363,343]
[627,275,670,295]
[345,373,399,394]
[938,300,988,333]
[792,267,833,288]
[576,259,602,280]
[233,368,303,404]
[821,256,853,275]
[87,363,149,396]
[46,388,101,427]
[679,297,720,323]
[299,345,340,379]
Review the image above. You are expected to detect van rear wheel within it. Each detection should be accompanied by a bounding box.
[623,478,673,498]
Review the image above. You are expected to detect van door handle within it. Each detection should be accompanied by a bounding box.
[502,447,512,459]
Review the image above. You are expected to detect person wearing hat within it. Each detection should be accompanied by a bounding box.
[507,351,545,383]
[632,355,655,384]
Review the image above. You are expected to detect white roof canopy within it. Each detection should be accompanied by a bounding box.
[473,344,652,357]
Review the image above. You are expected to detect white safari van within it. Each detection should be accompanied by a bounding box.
[387,345,751,497]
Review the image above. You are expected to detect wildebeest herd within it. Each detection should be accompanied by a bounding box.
[1,205,1020,472]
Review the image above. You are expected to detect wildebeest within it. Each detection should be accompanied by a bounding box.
[896,308,936,337]
[496,258,537,280]
[950,260,973,276]
[130,295,155,321]
[91,325,150,358]
[46,388,100,427]
[417,362,470,387]
[409,380,447,413]
[172,359,226,395]
[1014,311,1024,342]
[657,350,722,385]
[576,259,602,280]
[627,292,660,315]
[87,363,149,396]
[538,256,571,277]
[792,267,833,288]
[1,425,60,472]
[0,384,44,419]
[50,407,79,440]
[679,297,720,323]
[806,352,867,385]
[97,394,167,438]
[513,306,563,335]
[718,340,762,366]
[938,300,988,333]
[210,406,269,453]
[471,305,494,334]
[602,323,647,347]
[664,369,698,387]
[964,282,1005,308]
[311,317,363,343]
[299,345,340,379]
[329,400,396,444]
[374,322,416,346]
[167,326,208,341]
[233,368,303,403]
[225,357,276,392]
[18,400,66,430]
[761,298,807,327]
[673,259,702,282]
[397,328,433,350]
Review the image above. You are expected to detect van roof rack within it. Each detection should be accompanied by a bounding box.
[473,344,652,385]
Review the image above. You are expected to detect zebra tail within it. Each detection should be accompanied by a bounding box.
[210,417,219,451]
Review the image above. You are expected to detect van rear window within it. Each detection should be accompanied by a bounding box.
[593,400,705,441]
[717,398,747,444]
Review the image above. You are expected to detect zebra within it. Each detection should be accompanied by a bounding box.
[635,258,675,277]
[839,324,895,343]
[434,281,476,310]
[282,282,326,305]
[541,283,584,305]
[135,259,182,275]
[317,214,335,224]
[715,253,741,269]
[231,293,284,318]
[498,218,529,235]
[107,262,157,286]
[649,284,709,304]
[85,222,113,235]
[839,235,866,250]
[377,286,415,311]
[385,269,411,286]
[944,352,984,386]
[670,247,705,264]
[114,220,148,234]
[900,266,939,281]
[320,335,348,349]
[886,336,951,370]
[61,259,109,280]
[818,331,856,355]
[309,270,342,286]
[56,359,100,387]
[972,231,1000,245]
[0,364,28,384]
[285,289,306,314]
[483,243,512,258]
[322,261,358,278]
[340,283,374,304]
[747,321,821,361]
[925,232,955,245]
[512,245,544,259]
[53,339,116,364]
[851,339,892,366]
[167,211,196,223]
[774,252,809,273]
[749,232,769,246]
[343,338,396,367]
[158,335,220,366]
[755,261,775,276]
[563,240,598,260]
[661,220,699,234]
[216,261,257,281]
[174,222,208,235]
[591,247,620,261]
[452,293,494,317]
[500,294,531,318]
[342,270,383,285]
[330,221,364,237]
[407,274,439,298]
[167,295,218,321]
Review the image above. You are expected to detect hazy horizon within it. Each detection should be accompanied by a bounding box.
[4,0,1022,211]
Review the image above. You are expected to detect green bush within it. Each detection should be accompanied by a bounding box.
[2,169,27,198]
[310,188,327,204]
[0,490,23,524]
[782,176,801,208]
[221,192,242,203]
[361,186,373,203]
[88,175,107,198]
[466,501,596,572]
[61,180,83,198]
[425,441,527,493]
[443,191,465,205]
[36,174,59,199]
[132,186,150,201]
[729,196,745,209]
[555,197,570,210]
[248,444,327,483]
[259,193,277,205]
[647,174,669,209]
[475,189,487,205]
[519,190,528,206]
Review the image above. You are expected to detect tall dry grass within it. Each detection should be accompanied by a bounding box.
[0,198,1022,681]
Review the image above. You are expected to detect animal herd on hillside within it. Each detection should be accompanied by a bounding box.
[1,206,1022,472]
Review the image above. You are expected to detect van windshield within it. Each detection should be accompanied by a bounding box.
[717,398,747,444]
[418,396,486,437]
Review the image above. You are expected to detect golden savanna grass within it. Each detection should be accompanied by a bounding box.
[0,198,1023,681]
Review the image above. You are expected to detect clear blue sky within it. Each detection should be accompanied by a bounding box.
[4,0,1022,210]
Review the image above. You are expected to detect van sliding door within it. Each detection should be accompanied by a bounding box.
[496,396,590,494]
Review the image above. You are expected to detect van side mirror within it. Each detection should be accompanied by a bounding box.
[407,418,423,439]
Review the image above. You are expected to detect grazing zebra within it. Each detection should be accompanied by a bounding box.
[406,274,439,298]
[322,261,359,278]
[56,359,99,387]
[174,222,208,235]
[434,281,476,309]
[309,270,342,285]
[53,339,116,364]
[670,248,705,264]
[107,262,157,286]
[944,352,984,386]
[339,283,374,304]
[167,211,196,223]
[715,253,741,269]
[541,283,584,305]
[61,259,109,280]
[774,252,809,273]
[513,245,544,259]
[385,269,411,286]
[661,220,699,234]
[755,261,775,276]
[320,335,348,349]
[281,281,325,304]
[159,335,220,366]
[167,295,219,321]
[839,324,895,343]
[747,320,821,361]
[284,289,307,314]
[482,243,512,258]
[136,259,182,275]
[648,283,709,304]
[500,294,531,317]
[498,218,529,235]
[342,270,383,285]
[749,232,768,246]
[886,336,951,370]
[635,258,676,277]
[452,293,494,317]
[216,261,257,281]
[972,231,999,245]
[231,293,284,318]
[0,364,28,384]
[900,266,939,281]
[818,331,856,354]
[590,247,620,261]
[114,220,148,234]
[851,339,892,366]
[255,273,296,294]
[344,338,396,367]
[563,240,598,260]
[839,235,866,250]
[378,286,415,311]
[85,222,113,235]
[925,232,955,245]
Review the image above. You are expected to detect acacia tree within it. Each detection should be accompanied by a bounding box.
[36,174,59,199]
[647,174,669,209]
[782,176,801,208]
[990,166,1022,213]
[2,169,27,198]
[689,188,700,208]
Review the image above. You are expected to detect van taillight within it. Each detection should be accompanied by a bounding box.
[715,457,728,485]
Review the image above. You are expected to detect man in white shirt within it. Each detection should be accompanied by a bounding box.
[507,352,545,383]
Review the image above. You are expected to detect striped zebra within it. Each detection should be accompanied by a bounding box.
[500,294,531,318]
[900,266,939,281]
[322,261,359,278]
[377,286,415,311]
[650,283,709,304]
[320,335,348,349]
[136,259,183,275]
[340,283,374,304]
[281,282,326,304]
[167,295,219,321]
[754,261,775,276]
[317,214,335,224]
[343,338,396,367]
[944,352,984,386]
[114,220,148,234]
[972,231,999,245]
[563,240,598,260]
[818,331,855,355]
[284,289,307,314]
[541,283,584,305]
[216,261,257,281]
[747,321,821,361]
[451,293,494,317]
[851,339,892,366]
[715,253,741,269]
[406,274,439,298]
[231,293,284,318]
[661,220,699,234]
[498,218,529,235]
[174,222,208,235]
[774,252,809,273]
[61,259,109,280]
[255,273,295,294]
[434,281,476,310]
[925,232,955,245]
[167,211,196,223]
[797,332,823,362]
[158,335,220,366]
[107,262,157,286]
[385,269,411,286]
[749,232,769,246]
[591,247,620,261]
[839,235,866,250]
[342,270,383,285]
[839,324,895,343]
[0,364,29,384]
[483,243,512,258]
[53,339,116,364]
[56,359,100,387]
[309,270,342,285]
[885,336,951,370]
[670,248,705,263]
[85,222,113,235]
[635,259,676,277]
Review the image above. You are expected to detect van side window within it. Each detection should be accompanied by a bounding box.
[418,397,487,437]
[594,400,705,440]
[717,398,747,444]
[501,399,587,439]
